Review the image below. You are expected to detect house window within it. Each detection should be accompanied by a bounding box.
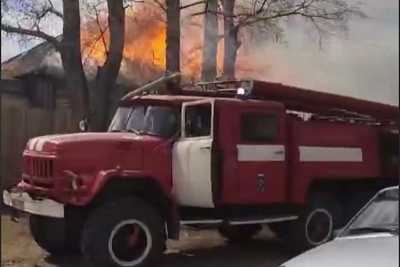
[241,114,278,142]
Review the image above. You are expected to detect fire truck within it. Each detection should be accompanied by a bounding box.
[3,80,399,267]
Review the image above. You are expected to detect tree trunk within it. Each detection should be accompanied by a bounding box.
[91,0,125,131]
[201,0,219,82]
[61,0,90,130]
[166,0,181,92]
[222,0,239,80]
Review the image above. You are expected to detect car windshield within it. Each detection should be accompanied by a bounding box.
[108,105,178,138]
[341,188,399,236]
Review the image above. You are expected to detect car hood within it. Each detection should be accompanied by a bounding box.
[283,234,399,267]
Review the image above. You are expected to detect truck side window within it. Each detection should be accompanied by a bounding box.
[185,104,211,137]
[241,114,278,142]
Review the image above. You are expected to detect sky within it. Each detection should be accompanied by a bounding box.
[1,0,399,105]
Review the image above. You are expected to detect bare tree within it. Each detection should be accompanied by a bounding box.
[222,0,238,80]
[1,0,90,128]
[1,0,126,131]
[89,0,126,131]
[1,1,89,127]
[153,0,207,85]
[165,0,181,91]
[62,1,91,128]
[200,0,219,81]
[219,0,364,79]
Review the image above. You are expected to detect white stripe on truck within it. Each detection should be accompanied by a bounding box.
[299,146,363,162]
[237,145,285,162]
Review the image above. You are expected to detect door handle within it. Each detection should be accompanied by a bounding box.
[200,146,211,150]
[274,150,284,155]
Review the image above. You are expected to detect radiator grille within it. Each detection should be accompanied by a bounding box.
[23,156,54,187]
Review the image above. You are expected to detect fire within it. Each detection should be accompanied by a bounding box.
[81,4,258,81]
[82,7,167,70]
[122,7,167,71]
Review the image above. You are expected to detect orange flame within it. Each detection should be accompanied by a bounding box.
[81,4,257,82]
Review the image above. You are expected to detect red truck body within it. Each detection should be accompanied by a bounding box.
[18,90,397,207]
[4,80,398,267]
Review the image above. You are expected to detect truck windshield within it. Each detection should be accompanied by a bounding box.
[341,188,399,237]
[108,105,178,138]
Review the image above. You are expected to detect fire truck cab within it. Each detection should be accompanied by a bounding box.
[3,80,399,267]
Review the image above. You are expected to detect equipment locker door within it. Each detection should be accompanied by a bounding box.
[172,100,215,208]
[236,109,287,203]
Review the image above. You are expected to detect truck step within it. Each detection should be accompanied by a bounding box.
[181,219,223,225]
[180,215,298,226]
[228,215,298,225]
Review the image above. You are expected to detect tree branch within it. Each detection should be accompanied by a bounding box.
[255,0,269,15]
[181,1,206,10]
[93,5,109,56]
[153,0,166,12]
[237,0,357,29]
[308,16,324,48]
[47,0,63,18]
[1,23,61,50]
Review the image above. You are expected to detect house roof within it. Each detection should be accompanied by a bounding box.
[1,36,64,80]
[1,36,161,87]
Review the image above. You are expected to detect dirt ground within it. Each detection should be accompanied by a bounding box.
[1,213,295,267]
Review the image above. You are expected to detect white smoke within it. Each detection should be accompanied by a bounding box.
[236,0,399,105]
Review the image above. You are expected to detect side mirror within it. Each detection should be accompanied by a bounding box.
[79,119,88,132]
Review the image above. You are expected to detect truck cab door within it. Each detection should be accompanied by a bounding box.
[172,100,215,208]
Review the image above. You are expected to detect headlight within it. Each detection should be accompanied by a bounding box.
[64,170,83,190]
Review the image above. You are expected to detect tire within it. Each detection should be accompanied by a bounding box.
[278,194,343,251]
[29,215,66,254]
[81,197,165,267]
[218,224,262,242]
[29,213,83,255]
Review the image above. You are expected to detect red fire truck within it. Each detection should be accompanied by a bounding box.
[4,80,399,267]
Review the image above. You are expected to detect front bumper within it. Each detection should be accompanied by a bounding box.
[3,190,64,218]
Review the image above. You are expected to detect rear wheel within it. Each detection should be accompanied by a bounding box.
[81,197,165,267]
[218,224,262,242]
[275,194,343,251]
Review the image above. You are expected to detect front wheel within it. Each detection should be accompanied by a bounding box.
[81,197,165,267]
[29,215,66,254]
[29,213,82,254]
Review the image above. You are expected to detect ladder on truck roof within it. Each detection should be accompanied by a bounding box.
[179,80,399,127]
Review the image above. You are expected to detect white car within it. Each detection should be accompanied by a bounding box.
[280,186,399,267]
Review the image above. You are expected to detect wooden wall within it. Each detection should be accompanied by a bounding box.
[1,79,74,190]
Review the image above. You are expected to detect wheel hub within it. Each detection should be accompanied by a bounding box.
[305,208,333,246]
[108,219,152,266]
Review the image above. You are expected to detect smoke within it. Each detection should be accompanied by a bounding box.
[236,1,399,106]
[2,0,398,106]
